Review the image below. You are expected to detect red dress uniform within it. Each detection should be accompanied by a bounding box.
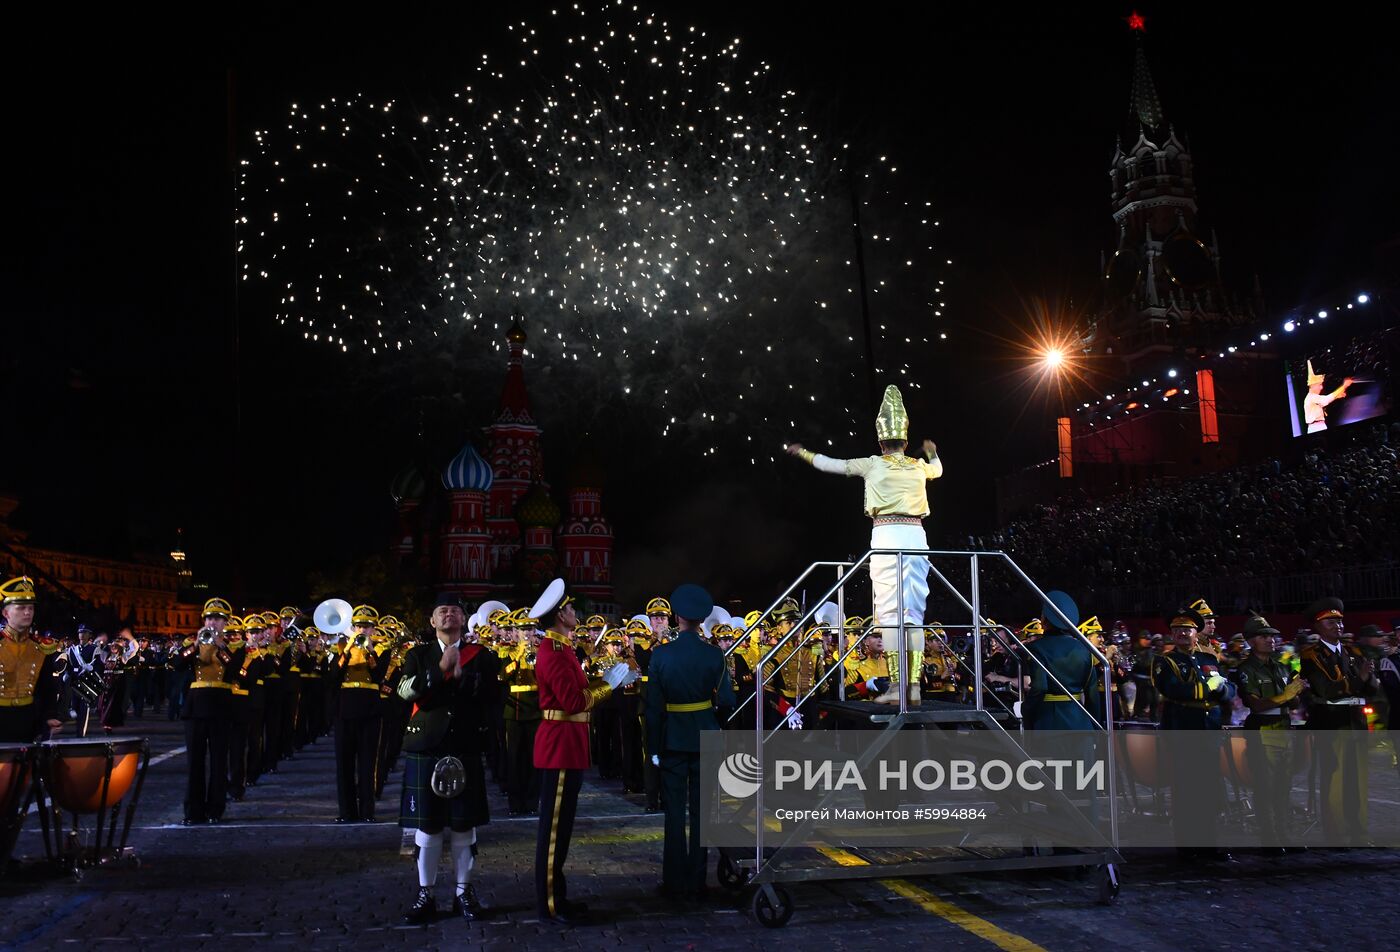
[532,628,612,920]
[533,632,607,769]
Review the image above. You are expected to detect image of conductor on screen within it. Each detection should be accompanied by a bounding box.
[1303,359,1353,433]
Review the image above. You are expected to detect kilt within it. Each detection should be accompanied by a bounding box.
[399,751,490,833]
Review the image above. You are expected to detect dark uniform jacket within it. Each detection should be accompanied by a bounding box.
[1023,632,1100,729]
[400,637,500,756]
[645,630,735,755]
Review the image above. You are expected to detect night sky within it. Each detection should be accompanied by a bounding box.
[6,3,1395,610]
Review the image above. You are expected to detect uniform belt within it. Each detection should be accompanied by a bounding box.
[1169,699,1215,709]
[1043,693,1083,702]
[266,673,281,679]
[873,514,923,526]
[641,676,649,682]
[665,700,712,713]
[0,696,35,707]
[302,673,321,679]
[232,687,249,696]
[541,709,590,723]
[1326,697,1367,706]
[190,681,232,690]
[341,681,379,690]
[510,685,538,694]
[256,679,265,685]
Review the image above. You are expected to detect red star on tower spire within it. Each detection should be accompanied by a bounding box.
[1125,10,1147,32]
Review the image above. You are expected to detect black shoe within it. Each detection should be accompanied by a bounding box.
[452,885,488,920]
[335,816,353,824]
[182,818,199,826]
[206,817,220,825]
[402,888,437,925]
[361,815,376,823]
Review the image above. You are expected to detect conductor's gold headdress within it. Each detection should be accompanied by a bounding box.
[875,385,909,442]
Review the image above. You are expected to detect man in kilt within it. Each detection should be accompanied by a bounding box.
[397,593,500,924]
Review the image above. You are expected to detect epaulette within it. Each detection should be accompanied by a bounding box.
[35,635,60,655]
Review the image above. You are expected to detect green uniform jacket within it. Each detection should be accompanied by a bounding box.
[1024,632,1100,730]
[645,630,735,754]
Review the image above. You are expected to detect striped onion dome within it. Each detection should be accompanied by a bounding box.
[442,442,494,492]
[389,464,426,505]
[516,481,560,529]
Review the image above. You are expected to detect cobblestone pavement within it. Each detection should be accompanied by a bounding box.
[5,718,1400,951]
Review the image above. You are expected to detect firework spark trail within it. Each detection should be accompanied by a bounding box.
[238,1,948,460]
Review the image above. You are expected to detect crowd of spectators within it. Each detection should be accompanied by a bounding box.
[985,425,1400,596]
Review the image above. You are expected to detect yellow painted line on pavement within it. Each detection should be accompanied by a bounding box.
[816,847,1047,952]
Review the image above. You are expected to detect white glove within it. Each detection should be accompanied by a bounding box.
[651,754,660,766]
[1206,673,1226,693]
[604,661,638,690]
[785,710,804,731]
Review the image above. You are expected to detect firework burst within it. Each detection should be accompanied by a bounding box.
[238,1,948,460]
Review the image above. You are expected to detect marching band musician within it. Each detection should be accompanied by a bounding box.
[226,616,256,801]
[640,600,671,810]
[266,610,302,764]
[375,616,412,799]
[715,623,752,730]
[243,620,273,790]
[845,621,890,701]
[294,619,326,746]
[766,599,828,720]
[531,579,639,924]
[592,628,627,780]
[398,594,498,924]
[922,624,962,701]
[262,610,297,771]
[620,616,650,795]
[96,626,139,733]
[500,609,542,816]
[786,384,943,705]
[177,597,238,825]
[0,577,63,742]
[333,604,388,823]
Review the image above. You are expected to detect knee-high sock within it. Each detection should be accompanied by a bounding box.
[450,827,477,895]
[415,830,444,888]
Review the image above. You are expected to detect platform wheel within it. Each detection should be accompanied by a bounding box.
[750,883,794,928]
[717,853,752,892]
[1095,863,1120,904]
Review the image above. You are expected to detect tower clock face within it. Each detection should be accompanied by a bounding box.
[1162,234,1213,290]
[1105,248,1139,302]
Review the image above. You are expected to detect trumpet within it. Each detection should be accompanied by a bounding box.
[198,627,218,645]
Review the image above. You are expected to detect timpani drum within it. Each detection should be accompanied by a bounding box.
[1219,729,1251,789]
[1116,725,1162,788]
[36,736,149,869]
[1,743,34,870]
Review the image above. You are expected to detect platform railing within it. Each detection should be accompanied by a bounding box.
[724,547,1121,872]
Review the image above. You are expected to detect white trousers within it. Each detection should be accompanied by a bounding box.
[870,523,930,644]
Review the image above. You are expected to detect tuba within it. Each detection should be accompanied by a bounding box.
[313,598,354,635]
